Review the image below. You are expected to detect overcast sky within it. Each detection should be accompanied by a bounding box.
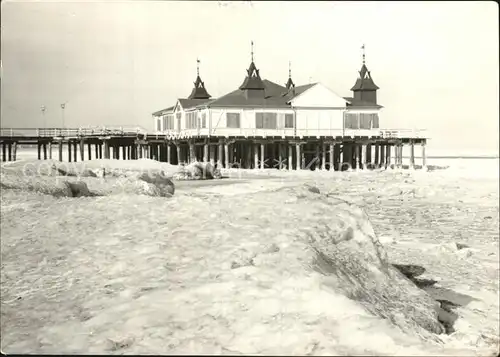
[1,0,498,154]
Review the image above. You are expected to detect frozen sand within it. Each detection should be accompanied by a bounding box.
[1,159,498,355]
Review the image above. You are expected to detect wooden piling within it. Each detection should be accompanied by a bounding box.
[321,143,327,170]
[260,143,265,169]
[58,141,63,161]
[358,144,363,169]
[288,144,293,170]
[245,142,252,169]
[421,142,426,169]
[399,144,404,168]
[224,143,229,168]
[208,144,214,166]
[37,142,42,160]
[365,144,372,167]
[7,143,12,161]
[80,139,85,161]
[218,141,223,168]
[104,140,110,159]
[329,143,334,171]
[122,145,127,160]
[167,144,171,163]
[253,143,259,169]
[351,144,357,170]
[175,144,180,164]
[295,143,301,170]
[189,141,196,163]
[68,141,72,162]
[203,143,208,162]
[48,141,52,160]
[341,144,350,171]
[361,145,367,169]
[380,145,385,168]
[385,144,392,168]
[12,142,18,161]
[410,141,415,169]
[333,144,341,171]
[2,143,6,162]
[86,142,91,161]
[396,144,402,168]
[72,141,77,162]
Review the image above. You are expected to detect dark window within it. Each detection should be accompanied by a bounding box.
[351,114,359,129]
[185,112,198,129]
[344,113,359,129]
[284,114,294,128]
[227,113,241,128]
[256,112,277,129]
[201,112,207,128]
[359,114,371,129]
[163,115,174,130]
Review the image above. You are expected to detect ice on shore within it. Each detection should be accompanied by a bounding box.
[1,159,498,356]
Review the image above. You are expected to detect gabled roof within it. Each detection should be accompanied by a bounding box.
[282,83,316,102]
[198,79,290,108]
[351,64,379,91]
[152,106,175,116]
[178,98,212,110]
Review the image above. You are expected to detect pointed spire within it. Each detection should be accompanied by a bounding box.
[285,60,295,90]
[239,42,265,97]
[350,44,379,104]
[188,57,211,99]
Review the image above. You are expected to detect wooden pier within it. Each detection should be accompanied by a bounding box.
[0,127,427,170]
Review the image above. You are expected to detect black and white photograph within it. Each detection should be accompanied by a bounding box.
[1,0,499,355]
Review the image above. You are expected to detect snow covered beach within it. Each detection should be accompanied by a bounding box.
[1,158,498,355]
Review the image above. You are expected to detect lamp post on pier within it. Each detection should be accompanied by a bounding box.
[60,103,66,128]
[40,105,46,129]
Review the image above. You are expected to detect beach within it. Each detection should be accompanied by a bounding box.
[1,157,498,355]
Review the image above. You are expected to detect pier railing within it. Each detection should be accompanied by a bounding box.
[379,128,428,139]
[1,127,428,139]
[154,127,428,139]
[0,126,148,138]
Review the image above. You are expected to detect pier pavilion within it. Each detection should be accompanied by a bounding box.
[150,45,427,170]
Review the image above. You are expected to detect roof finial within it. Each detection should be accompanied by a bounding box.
[288,61,291,79]
[361,43,366,65]
[196,57,200,77]
[251,40,254,62]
